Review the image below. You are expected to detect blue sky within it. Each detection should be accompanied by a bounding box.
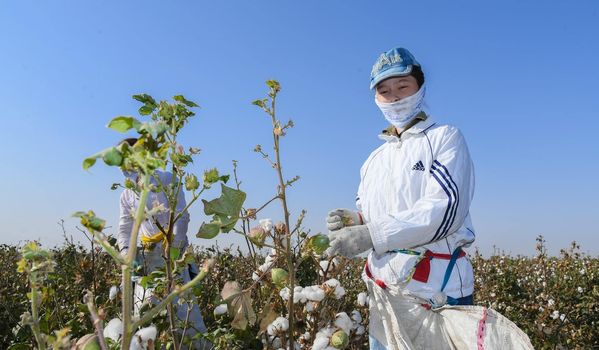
[1,0,598,256]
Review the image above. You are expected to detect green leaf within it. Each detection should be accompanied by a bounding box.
[197,222,220,239]
[139,105,154,115]
[138,121,168,138]
[82,157,97,170]
[170,153,193,167]
[139,276,151,289]
[146,156,166,170]
[203,184,246,217]
[173,95,199,108]
[73,210,106,232]
[102,147,123,166]
[169,247,180,260]
[199,184,246,234]
[251,99,266,108]
[132,94,157,107]
[266,80,280,93]
[158,102,174,120]
[107,116,140,133]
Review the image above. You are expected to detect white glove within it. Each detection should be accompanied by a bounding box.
[327,225,373,258]
[326,208,363,231]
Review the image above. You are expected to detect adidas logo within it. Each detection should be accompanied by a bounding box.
[412,160,425,171]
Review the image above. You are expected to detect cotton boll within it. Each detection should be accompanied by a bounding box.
[351,310,362,324]
[103,318,122,341]
[334,312,352,334]
[252,272,261,282]
[312,336,331,350]
[136,325,157,340]
[333,286,345,299]
[267,317,289,335]
[214,304,228,316]
[319,258,338,276]
[280,287,291,301]
[265,254,276,266]
[324,278,340,288]
[260,218,273,232]
[259,261,273,273]
[304,285,325,302]
[109,285,119,301]
[305,301,317,312]
[294,286,307,304]
[271,337,282,349]
[273,316,289,331]
[357,292,368,307]
[315,327,335,339]
[131,325,157,350]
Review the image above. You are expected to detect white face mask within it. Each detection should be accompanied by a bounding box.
[375,84,426,128]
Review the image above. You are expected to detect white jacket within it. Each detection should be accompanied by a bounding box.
[357,115,476,300]
[117,170,190,255]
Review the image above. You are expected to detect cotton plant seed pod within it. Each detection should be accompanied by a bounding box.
[248,226,267,247]
[271,268,289,288]
[75,334,101,350]
[330,330,349,349]
[310,234,330,255]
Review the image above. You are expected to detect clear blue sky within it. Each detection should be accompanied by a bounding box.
[1,0,598,256]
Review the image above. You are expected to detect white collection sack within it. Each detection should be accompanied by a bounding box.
[367,279,535,350]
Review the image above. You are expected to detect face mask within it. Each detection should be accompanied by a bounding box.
[375,84,426,128]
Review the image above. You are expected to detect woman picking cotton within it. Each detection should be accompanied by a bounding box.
[326,47,534,350]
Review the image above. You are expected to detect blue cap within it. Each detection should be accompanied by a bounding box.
[370,47,420,90]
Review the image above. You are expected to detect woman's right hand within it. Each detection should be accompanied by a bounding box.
[326,208,363,231]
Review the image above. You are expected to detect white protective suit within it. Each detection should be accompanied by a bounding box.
[117,170,189,255]
[117,170,209,348]
[358,115,476,300]
[358,115,534,349]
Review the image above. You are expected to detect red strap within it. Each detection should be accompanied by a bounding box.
[364,260,387,289]
[412,250,466,283]
[365,250,466,287]
[357,212,364,225]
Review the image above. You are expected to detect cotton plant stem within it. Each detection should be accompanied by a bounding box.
[121,174,150,349]
[30,280,46,350]
[84,291,108,350]
[178,303,193,350]
[270,96,296,348]
[163,164,182,350]
[165,239,181,350]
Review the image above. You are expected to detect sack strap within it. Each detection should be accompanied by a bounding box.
[441,248,463,292]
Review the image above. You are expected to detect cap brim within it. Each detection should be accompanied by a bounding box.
[370,65,413,90]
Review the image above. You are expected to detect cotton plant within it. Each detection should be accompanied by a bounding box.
[72,94,229,349]
[196,81,368,349]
